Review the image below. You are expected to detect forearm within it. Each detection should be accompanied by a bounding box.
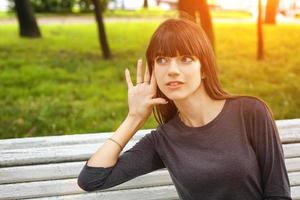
[87,114,144,168]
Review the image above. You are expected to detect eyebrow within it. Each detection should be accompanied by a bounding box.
[155,55,196,58]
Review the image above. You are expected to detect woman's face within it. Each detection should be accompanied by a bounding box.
[153,54,203,101]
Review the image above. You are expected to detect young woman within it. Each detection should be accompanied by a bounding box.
[77,18,291,200]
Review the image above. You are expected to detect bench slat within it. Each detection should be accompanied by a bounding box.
[275,119,300,128]
[27,185,179,200]
[290,171,300,186]
[1,140,299,168]
[24,185,300,200]
[0,118,299,200]
[0,141,138,167]
[1,172,299,200]
[0,119,299,151]
[0,161,84,184]
[283,143,300,158]
[0,130,150,151]
[280,128,300,143]
[0,170,173,200]
[292,185,300,200]
[1,156,300,184]
[26,185,300,200]
[286,157,300,172]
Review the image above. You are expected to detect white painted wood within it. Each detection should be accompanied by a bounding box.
[292,186,300,200]
[0,140,298,167]
[26,185,179,200]
[0,170,173,200]
[1,156,300,184]
[0,169,298,199]
[0,129,152,151]
[286,157,300,172]
[276,119,300,128]
[0,119,299,199]
[1,170,299,200]
[0,161,85,184]
[283,143,300,158]
[1,138,299,168]
[26,185,300,200]
[0,140,138,167]
[280,128,300,144]
[0,118,299,151]
[289,171,300,186]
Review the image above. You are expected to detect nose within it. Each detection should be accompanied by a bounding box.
[167,59,180,76]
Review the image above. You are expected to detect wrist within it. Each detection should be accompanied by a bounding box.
[126,114,145,129]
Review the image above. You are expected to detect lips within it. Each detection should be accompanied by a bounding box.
[166,81,184,86]
[166,81,184,89]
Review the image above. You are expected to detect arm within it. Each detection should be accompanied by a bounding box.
[85,114,144,168]
[77,59,168,192]
[248,100,292,200]
[77,115,165,191]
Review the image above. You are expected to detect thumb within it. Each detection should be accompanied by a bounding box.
[149,98,168,105]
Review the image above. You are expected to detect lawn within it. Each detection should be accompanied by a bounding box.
[0,21,299,139]
[0,8,252,20]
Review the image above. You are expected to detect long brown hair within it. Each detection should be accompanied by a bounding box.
[145,18,274,125]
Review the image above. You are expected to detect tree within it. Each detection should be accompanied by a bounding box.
[91,0,112,59]
[265,0,279,24]
[257,0,264,60]
[197,0,215,51]
[14,0,41,38]
[178,0,215,51]
[143,0,148,9]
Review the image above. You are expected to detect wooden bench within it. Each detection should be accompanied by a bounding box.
[0,118,300,200]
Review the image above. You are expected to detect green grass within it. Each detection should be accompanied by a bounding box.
[211,9,252,18]
[0,11,15,19]
[0,8,252,20]
[0,9,174,19]
[0,22,299,139]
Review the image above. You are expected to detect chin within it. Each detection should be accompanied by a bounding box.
[165,93,188,101]
[159,88,189,101]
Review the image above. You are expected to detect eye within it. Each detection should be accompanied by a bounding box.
[155,56,168,64]
[180,56,194,63]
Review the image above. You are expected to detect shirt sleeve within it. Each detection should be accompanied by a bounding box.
[248,99,292,200]
[77,130,165,191]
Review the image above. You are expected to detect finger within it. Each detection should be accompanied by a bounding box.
[150,67,156,88]
[144,62,150,83]
[136,59,143,84]
[125,68,133,89]
[148,98,168,105]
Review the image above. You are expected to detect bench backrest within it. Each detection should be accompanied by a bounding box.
[0,119,300,200]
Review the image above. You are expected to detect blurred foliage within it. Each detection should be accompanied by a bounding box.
[7,0,111,13]
[0,9,252,19]
[0,22,299,139]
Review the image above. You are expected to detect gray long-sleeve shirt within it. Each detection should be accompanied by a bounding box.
[77,96,292,200]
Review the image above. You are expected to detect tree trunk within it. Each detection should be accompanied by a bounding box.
[121,0,125,10]
[14,0,41,38]
[257,0,264,60]
[178,0,215,51]
[92,0,112,59]
[265,0,279,24]
[178,0,196,20]
[143,0,148,9]
[197,0,215,51]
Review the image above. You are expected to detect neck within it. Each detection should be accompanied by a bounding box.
[174,86,225,127]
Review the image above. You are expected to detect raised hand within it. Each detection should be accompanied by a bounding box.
[125,58,168,121]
